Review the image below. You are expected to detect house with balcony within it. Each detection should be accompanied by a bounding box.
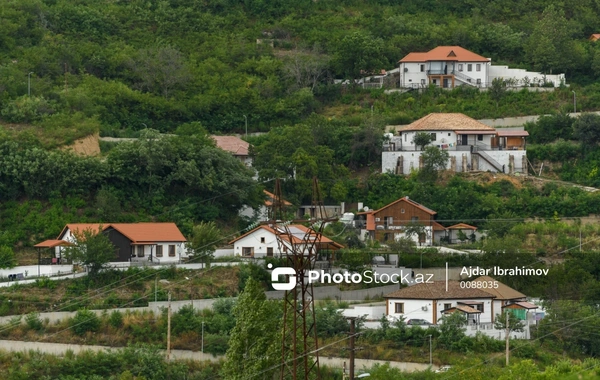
[398,46,565,89]
[356,196,446,245]
[382,113,529,175]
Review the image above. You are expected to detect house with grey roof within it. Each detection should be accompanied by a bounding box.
[382,113,528,175]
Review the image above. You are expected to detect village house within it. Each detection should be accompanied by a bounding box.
[211,135,252,167]
[382,113,529,175]
[356,196,446,245]
[56,223,188,264]
[384,279,538,338]
[228,224,343,260]
[398,45,565,89]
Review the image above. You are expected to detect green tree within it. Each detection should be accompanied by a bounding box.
[333,31,385,84]
[222,278,281,379]
[0,245,16,269]
[573,113,600,148]
[438,311,467,349]
[188,221,223,264]
[494,310,525,333]
[489,78,507,109]
[412,132,434,151]
[418,146,449,182]
[63,226,116,277]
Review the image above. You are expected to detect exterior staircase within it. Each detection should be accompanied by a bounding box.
[473,147,504,172]
[453,71,478,86]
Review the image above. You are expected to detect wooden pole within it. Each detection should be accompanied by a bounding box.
[505,312,509,366]
[167,291,171,361]
[349,317,355,380]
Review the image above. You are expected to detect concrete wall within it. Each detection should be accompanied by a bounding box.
[0,265,73,279]
[488,65,565,87]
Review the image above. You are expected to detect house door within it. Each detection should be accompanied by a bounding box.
[461,134,468,145]
[443,78,449,88]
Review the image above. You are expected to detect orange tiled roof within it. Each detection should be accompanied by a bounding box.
[399,46,489,63]
[212,136,249,156]
[395,113,496,132]
[590,34,600,41]
[385,281,495,300]
[58,223,186,243]
[229,224,343,249]
[447,223,477,230]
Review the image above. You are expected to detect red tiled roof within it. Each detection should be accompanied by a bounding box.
[229,224,343,249]
[263,190,292,207]
[366,196,436,216]
[58,223,186,243]
[108,223,186,243]
[399,46,489,63]
[385,281,495,300]
[34,240,75,248]
[442,305,482,314]
[211,136,249,156]
[396,113,496,132]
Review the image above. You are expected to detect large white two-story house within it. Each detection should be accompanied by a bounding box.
[398,46,565,89]
[382,113,528,175]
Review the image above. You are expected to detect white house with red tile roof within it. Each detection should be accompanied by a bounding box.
[382,113,529,175]
[398,45,565,89]
[57,223,187,264]
[228,224,343,259]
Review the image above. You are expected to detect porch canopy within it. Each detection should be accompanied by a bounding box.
[455,130,496,135]
[442,304,482,324]
[34,240,74,267]
[496,130,529,137]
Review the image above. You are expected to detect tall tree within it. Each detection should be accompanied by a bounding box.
[573,113,600,149]
[418,146,449,182]
[188,221,222,264]
[222,278,282,379]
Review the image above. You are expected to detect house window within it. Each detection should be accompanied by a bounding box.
[476,304,484,313]
[476,64,481,72]
[404,134,407,142]
[421,79,426,85]
[430,133,436,141]
[467,64,472,72]
[169,245,176,257]
[386,216,394,226]
[448,133,451,136]
[260,237,265,244]
[476,78,481,84]
[401,208,405,214]
[444,303,452,310]
[137,245,144,258]
[477,134,483,141]
[395,303,404,313]
[156,245,163,258]
[384,233,392,241]
[242,247,254,257]
[411,216,419,222]
[458,64,463,71]
[267,247,274,257]
[420,64,424,72]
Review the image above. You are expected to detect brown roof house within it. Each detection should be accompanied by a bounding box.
[384,278,538,338]
[212,135,252,167]
[382,113,529,175]
[356,196,446,246]
[398,45,565,89]
[57,223,187,264]
[228,224,343,260]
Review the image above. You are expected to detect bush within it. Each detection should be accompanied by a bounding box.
[108,311,123,329]
[71,309,101,336]
[25,312,43,331]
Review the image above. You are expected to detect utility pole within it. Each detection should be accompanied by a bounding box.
[429,335,432,366]
[167,291,172,361]
[348,317,356,380]
[155,276,158,302]
[505,312,510,366]
[28,72,33,97]
[201,321,205,353]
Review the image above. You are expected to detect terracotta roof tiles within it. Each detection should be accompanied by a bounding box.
[385,281,495,300]
[395,113,496,132]
[211,136,249,156]
[399,46,489,63]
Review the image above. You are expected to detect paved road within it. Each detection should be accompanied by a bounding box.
[0,340,436,372]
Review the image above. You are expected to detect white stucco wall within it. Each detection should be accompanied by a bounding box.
[130,242,187,264]
[488,65,565,87]
[233,229,283,258]
[382,150,526,174]
[387,297,494,324]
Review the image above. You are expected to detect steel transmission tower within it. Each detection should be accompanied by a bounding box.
[271,178,329,380]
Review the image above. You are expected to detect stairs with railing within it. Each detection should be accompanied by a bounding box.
[473,147,503,172]
[453,70,478,86]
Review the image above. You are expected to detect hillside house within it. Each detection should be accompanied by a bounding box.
[356,196,446,246]
[398,45,565,89]
[229,224,343,259]
[212,135,252,167]
[382,113,528,175]
[57,223,187,264]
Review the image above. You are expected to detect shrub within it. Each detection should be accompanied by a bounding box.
[108,311,124,329]
[25,312,43,331]
[71,309,101,336]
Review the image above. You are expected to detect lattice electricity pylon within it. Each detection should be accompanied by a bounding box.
[270,178,330,380]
